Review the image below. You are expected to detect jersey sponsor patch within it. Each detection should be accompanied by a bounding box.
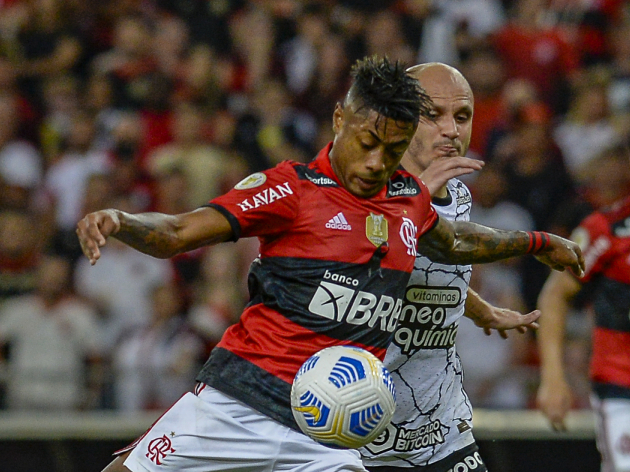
[295,165,339,187]
[445,452,485,472]
[386,174,421,197]
[406,286,461,307]
[363,421,446,455]
[308,275,402,333]
[234,172,267,189]
[389,285,463,353]
[236,182,294,212]
[456,187,472,205]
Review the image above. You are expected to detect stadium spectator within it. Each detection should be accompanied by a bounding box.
[146,102,234,208]
[553,69,625,181]
[0,93,43,212]
[491,0,580,114]
[0,210,41,302]
[0,254,103,410]
[112,281,204,411]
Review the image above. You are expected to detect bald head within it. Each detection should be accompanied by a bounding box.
[401,62,475,193]
[407,63,473,106]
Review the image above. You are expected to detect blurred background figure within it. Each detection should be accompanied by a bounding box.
[460,164,537,409]
[146,102,235,208]
[0,210,42,303]
[0,93,43,212]
[112,282,205,411]
[0,254,102,410]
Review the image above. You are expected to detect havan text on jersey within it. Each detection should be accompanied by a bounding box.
[236,182,294,211]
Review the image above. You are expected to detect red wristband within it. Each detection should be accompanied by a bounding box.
[526,231,550,254]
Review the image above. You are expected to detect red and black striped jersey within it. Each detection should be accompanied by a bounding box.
[196,143,438,429]
[572,196,630,391]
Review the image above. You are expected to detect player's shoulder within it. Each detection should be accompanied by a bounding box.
[599,195,630,222]
[292,159,340,187]
[448,178,472,198]
[580,196,630,234]
[386,168,427,199]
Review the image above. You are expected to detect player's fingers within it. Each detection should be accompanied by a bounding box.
[76,227,101,265]
[524,309,542,320]
[574,248,585,277]
[499,329,509,339]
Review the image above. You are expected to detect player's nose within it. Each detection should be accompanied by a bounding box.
[364,148,386,173]
[439,116,459,139]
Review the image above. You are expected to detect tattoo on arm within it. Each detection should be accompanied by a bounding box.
[114,212,186,258]
[417,220,532,265]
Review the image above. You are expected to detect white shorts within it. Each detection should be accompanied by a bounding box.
[591,395,630,472]
[121,384,368,472]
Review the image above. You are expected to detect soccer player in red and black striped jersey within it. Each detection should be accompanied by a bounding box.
[537,155,630,471]
[77,56,584,472]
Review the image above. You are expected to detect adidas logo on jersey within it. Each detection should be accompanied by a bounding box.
[325,212,351,230]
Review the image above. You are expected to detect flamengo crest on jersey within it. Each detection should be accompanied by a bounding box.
[362,179,476,467]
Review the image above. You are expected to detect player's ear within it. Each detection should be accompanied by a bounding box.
[332,103,344,135]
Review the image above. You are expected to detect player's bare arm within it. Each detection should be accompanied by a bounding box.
[76,207,233,265]
[536,270,582,431]
[417,217,585,275]
[464,287,540,339]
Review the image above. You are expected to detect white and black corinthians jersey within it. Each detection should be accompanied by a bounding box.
[361,179,475,468]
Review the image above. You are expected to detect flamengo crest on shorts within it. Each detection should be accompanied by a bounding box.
[146,434,176,465]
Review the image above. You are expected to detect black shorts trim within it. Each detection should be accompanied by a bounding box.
[592,382,630,400]
[366,443,487,472]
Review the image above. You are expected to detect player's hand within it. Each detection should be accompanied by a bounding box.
[419,156,484,196]
[76,209,121,265]
[535,234,585,278]
[536,377,573,432]
[472,308,540,339]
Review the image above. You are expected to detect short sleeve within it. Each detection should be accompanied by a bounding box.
[206,161,300,240]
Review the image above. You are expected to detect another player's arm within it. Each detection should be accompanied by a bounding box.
[76,207,233,265]
[464,287,540,339]
[536,270,582,431]
[417,217,585,275]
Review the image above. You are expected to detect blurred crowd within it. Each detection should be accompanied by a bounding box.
[0,0,629,413]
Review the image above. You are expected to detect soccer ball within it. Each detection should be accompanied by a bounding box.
[290,345,396,449]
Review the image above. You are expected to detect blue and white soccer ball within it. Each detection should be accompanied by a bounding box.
[290,345,396,449]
